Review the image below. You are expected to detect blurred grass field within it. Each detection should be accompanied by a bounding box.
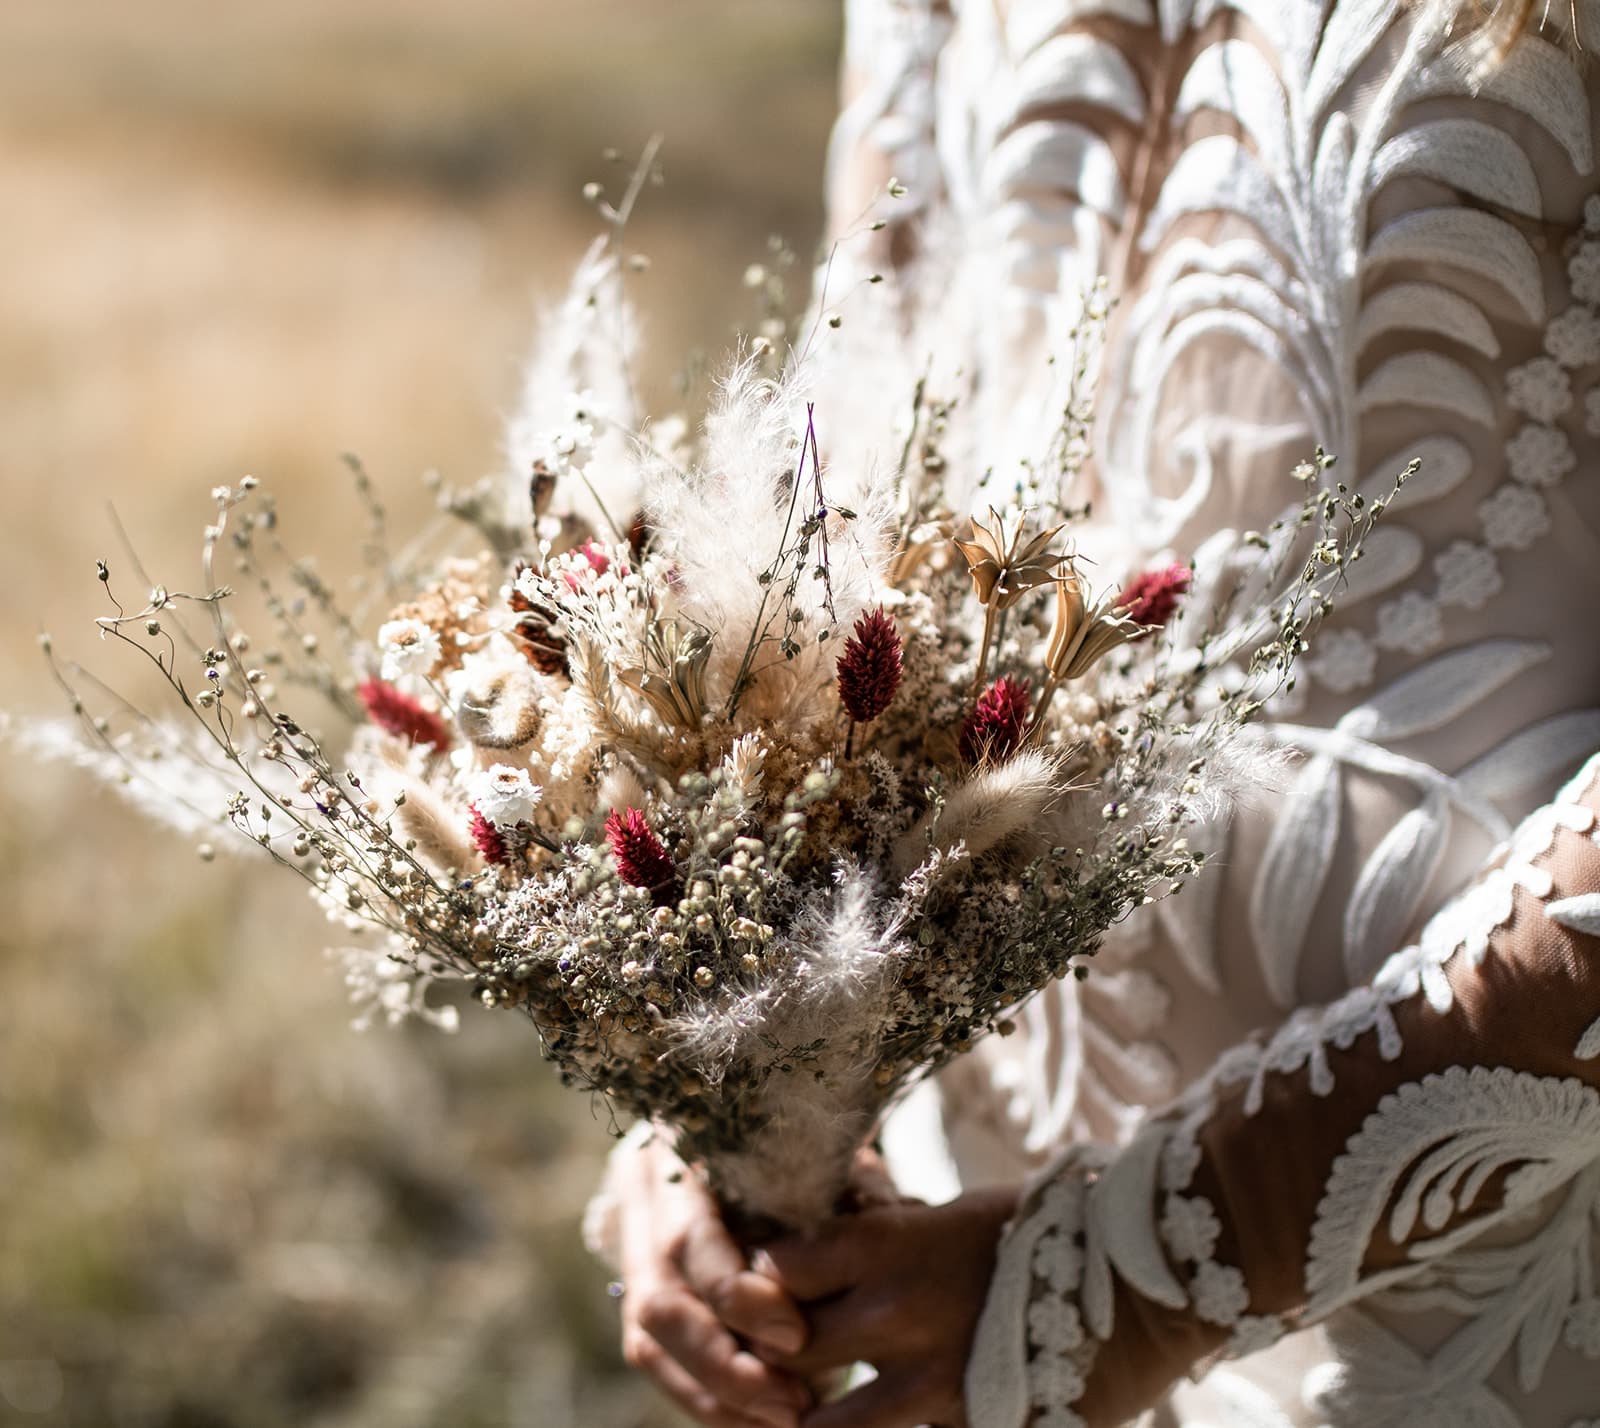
[0,3,840,1423]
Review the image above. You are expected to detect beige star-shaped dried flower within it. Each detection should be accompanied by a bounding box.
[953,507,1065,611]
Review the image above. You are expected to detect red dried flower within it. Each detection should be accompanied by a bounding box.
[836,607,904,724]
[605,807,679,904]
[1116,563,1191,627]
[960,676,1032,764]
[470,806,510,865]
[358,677,452,750]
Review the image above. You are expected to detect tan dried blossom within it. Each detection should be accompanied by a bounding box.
[385,556,497,675]
[953,508,1065,611]
[618,620,713,731]
[1045,564,1144,683]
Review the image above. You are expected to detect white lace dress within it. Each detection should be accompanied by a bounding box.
[827,1,1600,1424]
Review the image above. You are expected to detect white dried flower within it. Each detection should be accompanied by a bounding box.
[467,764,543,830]
[378,618,442,680]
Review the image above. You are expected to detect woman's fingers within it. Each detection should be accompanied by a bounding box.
[634,1281,811,1427]
[761,1285,904,1374]
[624,1325,792,1428]
[801,1366,954,1428]
[679,1213,809,1355]
[758,1213,882,1302]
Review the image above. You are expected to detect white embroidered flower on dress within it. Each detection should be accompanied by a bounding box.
[467,764,543,830]
[377,618,443,680]
[1374,591,1442,655]
[1160,1194,1222,1263]
[1191,1260,1249,1325]
[1505,423,1576,487]
[1226,1313,1286,1357]
[1030,1352,1087,1407]
[1504,356,1572,423]
[1307,628,1377,692]
[1569,239,1600,305]
[1545,305,1600,368]
[1433,541,1502,611]
[1563,1297,1600,1358]
[1035,1229,1084,1296]
[1479,484,1550,551]
[1027,1297,1086,1354]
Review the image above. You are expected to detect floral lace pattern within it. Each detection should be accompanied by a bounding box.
[824,1,1600,1426]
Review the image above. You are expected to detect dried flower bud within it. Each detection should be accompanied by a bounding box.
[358,678,453,750]
[835,607,903,723]
[1115,563,1192,627]
[605,807,679,905]
[960,676,1032,764]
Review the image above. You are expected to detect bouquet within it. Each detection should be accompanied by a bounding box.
[32,170,1390,1232]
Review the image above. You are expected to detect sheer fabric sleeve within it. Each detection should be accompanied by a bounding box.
[967,751,1600,1428]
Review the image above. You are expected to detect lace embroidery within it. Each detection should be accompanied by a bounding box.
[971,755,1600,1425]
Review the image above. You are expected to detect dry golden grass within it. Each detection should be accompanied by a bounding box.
[0,3,839,1423]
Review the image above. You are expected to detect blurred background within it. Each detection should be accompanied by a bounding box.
[0,2,841,1423]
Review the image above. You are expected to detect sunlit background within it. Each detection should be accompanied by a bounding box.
[0,3,841,1423]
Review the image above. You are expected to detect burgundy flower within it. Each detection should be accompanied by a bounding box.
[960,676,1032,764]
[605,807,679,904]
[470,806,511,865]
[561,539,623,593]
[836,607,904,724]
[358,677,452,750]
[1116,563,1191,627]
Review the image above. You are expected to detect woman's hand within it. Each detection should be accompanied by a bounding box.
[757,1187,1019,1428]
[615,1135,814,1428]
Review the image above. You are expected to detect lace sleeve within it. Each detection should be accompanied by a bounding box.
[967,751,1600,1428]
[823,0,951,252]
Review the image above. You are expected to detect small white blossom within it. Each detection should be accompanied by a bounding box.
[1433,540,1502,610]
[377,618,442,680]
[1307,628,1377,692]
[468,763,543,829]
[1191,1260,1249,1325]
[1479,483,1550,551]
[1504,356,1572,423]
[1505,423,1575,487]
[1545,305,1600,367]
[1160,1194,1222,1263]
[1375,591,1443,654]
[1568,239,1600,304]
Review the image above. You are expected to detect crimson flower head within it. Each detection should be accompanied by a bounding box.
[960,676,1032,764]
[1116,563,1192,628]
[470,806,511,865]
[358,677,452,750]
[836,607,903,724]
[605,807,679,904]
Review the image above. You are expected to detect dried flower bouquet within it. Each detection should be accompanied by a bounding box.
[33,173,1394,1232]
